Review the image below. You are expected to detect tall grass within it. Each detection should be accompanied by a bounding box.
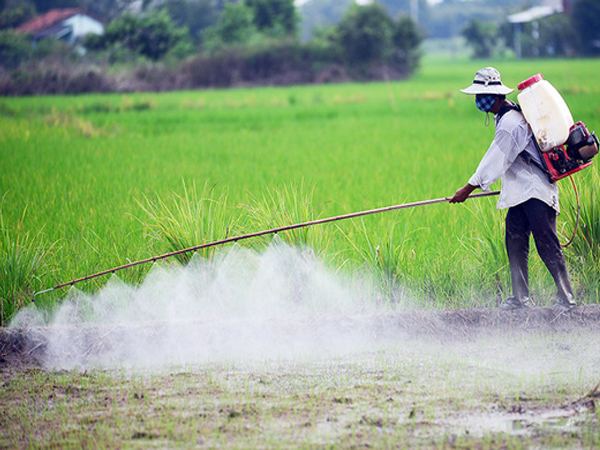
[138,181,238,264]
[561,167,600,300]
[240,181,334,258]
[1,57,599,314]
[0,196,55,325]
[460,199,510,307]
[341,214,417,305]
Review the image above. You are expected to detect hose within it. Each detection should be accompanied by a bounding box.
[560,175,580,248]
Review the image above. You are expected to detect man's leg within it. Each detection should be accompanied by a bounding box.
[505,204,531,302]
[522,199,576,306]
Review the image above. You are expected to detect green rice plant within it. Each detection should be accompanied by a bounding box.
[459,198,510,306]
[560,168,600,302]
[137,181,238,264]
[239,181,334,258]
[2,58,600,309]
[0,196,55,325]
[342,214,416,305]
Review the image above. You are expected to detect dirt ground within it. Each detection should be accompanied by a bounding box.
[1,305,599,448]
[2,304,600,370]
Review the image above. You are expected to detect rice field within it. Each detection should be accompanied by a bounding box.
[2,57,599,317]
[1,56,600,449]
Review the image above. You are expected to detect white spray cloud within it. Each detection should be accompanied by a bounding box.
[11,242,398,370]
[10,240,600,388]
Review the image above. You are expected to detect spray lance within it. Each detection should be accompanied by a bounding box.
[32,191,501,302]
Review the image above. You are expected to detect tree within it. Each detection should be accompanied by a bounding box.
[0,0,36,29]
[86,10,192,61]
[330,3,421,76]
[245,0,298,37]
[136,9,191,60]
[203,2,256,49]
[393,15,422,71]
[335,3,396,66]
[571,0,600,56]
[163,0,217,44]
[461,19,497,58]
[0,29,31,68]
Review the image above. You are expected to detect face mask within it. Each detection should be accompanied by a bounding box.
[475,94,497,113]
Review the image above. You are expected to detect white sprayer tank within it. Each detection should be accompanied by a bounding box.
[517,73,574,152]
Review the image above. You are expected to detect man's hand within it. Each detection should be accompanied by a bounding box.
[449,184,477,203]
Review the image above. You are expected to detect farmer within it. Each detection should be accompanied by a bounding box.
[449,67,576,311]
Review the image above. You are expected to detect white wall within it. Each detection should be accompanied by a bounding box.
[63,14,104,39]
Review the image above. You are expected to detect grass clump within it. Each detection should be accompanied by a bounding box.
[0,196,55,325]
[343,215,416,305]
[138,181,238,264]
[240,181,334,258]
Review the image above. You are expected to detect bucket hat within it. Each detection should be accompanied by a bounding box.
[460,67,515,95]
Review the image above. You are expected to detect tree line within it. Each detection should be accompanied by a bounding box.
[0,0,422,95]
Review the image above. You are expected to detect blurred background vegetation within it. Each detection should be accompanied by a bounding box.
[1,0,598,95]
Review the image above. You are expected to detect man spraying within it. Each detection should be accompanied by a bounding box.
[449,67,576,312]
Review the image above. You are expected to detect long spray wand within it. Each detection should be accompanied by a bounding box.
[32,191,500,301]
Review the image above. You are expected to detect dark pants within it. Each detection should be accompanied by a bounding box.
[505,198,574,303]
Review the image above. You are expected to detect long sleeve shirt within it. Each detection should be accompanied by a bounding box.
[468,108,559,212]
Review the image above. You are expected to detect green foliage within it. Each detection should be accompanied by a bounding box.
[343,216,416,305]
[393,15,423,72]
[0,0,36,29]
[562,168,600,299]
[0,196,55,325]
[203,0,298,50]
[87,10,193,61]
[297,0,353,41]
[335,3,395,66]
[534,14,577,58]
[332,3,421,75]
[138,182,238,264]
[203,2,258,49]
[460,199,510,305]
[2,58,599,308]
[571,0,600,56]
[461,1,600,59]
[0,29,30,68]
[163,0,217,44]
[461,19,497,59]
[245,0,299,37]
[508,14,577,58]
[240,182,333,257]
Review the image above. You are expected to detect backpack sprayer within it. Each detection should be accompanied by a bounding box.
[517,73,599,182]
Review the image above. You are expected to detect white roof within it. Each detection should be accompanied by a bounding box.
[507,5,563,23]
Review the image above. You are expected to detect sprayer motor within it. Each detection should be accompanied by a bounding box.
[540,121,599,182]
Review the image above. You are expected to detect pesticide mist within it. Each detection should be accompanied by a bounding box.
[11,241,399,370]
[10,239,600,393]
